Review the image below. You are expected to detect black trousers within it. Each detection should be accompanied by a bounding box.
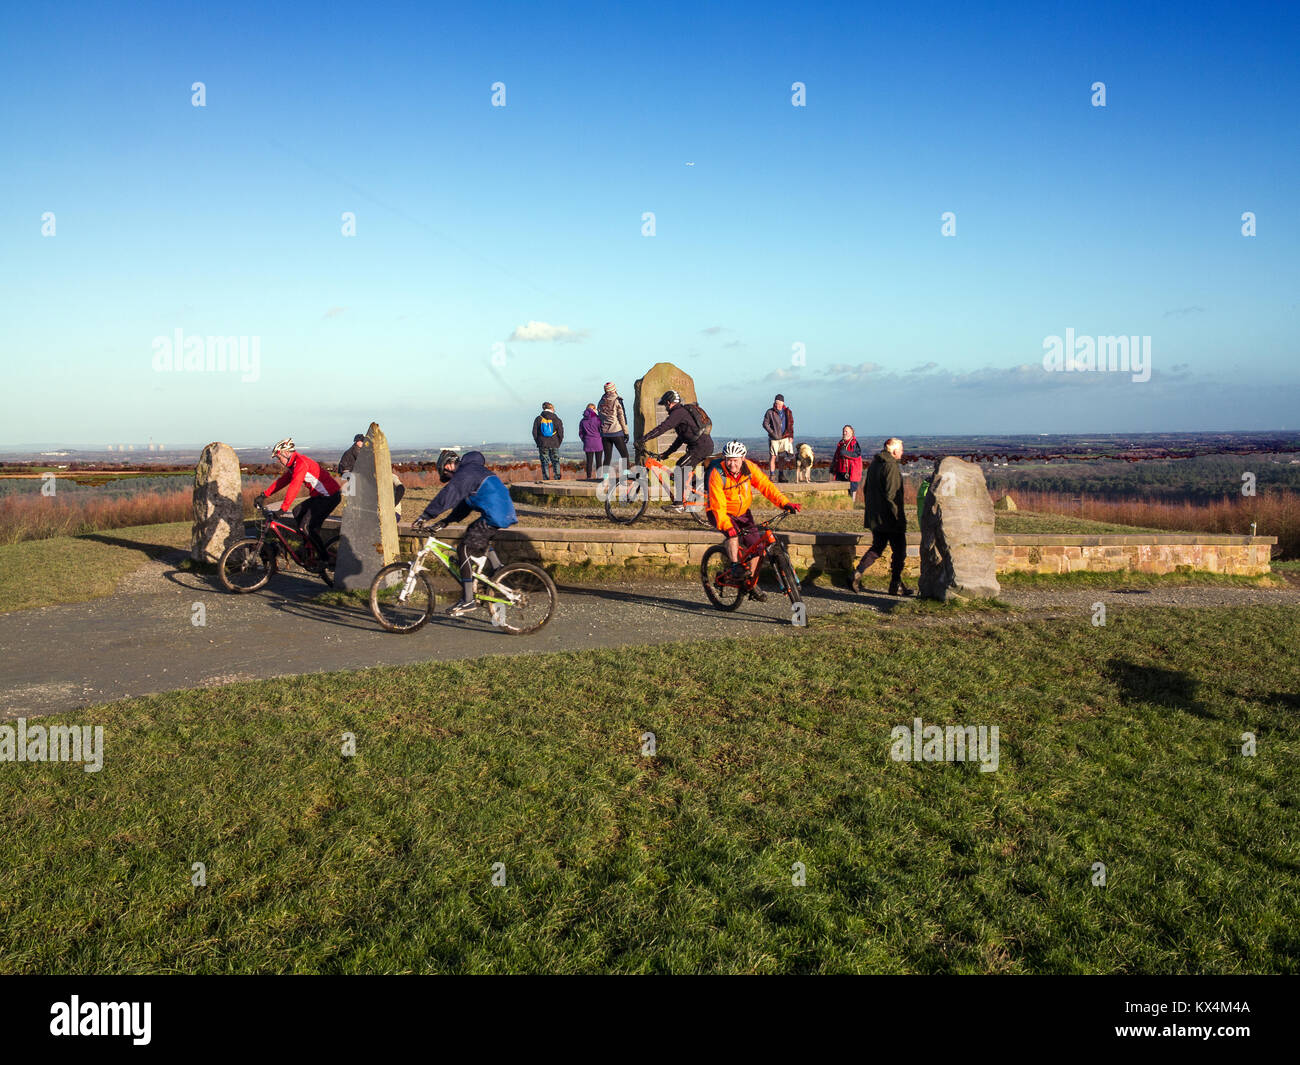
[865,525,907,583]
[601,435,629,468]
[457,517,497,581]
[293,493,341,561]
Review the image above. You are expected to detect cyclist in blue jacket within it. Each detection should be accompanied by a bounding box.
[412,449,519,616]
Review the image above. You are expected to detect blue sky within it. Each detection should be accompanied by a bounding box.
[2,0,1297,450]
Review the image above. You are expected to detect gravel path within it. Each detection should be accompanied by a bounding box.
[2,548,1296,719]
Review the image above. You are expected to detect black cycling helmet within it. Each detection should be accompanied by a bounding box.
[658,389,680,407]
[436,448,460,482]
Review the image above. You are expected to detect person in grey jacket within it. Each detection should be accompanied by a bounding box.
[851,437,913,597]
[762,394,795,481]
[597,382,630,470]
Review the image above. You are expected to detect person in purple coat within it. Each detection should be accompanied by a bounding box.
[578,403,604,480]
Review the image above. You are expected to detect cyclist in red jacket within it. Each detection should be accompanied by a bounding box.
[258,438,342,570]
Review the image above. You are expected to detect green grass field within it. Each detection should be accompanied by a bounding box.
[0,522,191,613]
[1,605,1295,973]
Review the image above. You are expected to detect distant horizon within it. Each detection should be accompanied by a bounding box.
[5,427,1299,458]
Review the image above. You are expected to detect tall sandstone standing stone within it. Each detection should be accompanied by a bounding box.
[633,362,698,458]
[192,442,243,563]
[919,456,999,601]
[334,422,399,591]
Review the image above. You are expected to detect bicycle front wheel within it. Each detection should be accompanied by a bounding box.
[488,563,557,634]
[369,562,436,633]
[219,537,276,593]
[700,544,745,611]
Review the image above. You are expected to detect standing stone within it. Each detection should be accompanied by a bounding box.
[919,457,1000,600]
[334,422,399,591]
[634,362,698,459]
[192,442,243,563]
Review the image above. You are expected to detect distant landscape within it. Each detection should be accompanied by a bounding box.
[3,430,1297,558]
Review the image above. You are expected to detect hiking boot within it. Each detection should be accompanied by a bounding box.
[888,581,915,597]
[851,572,867,593]
[747,588,769,603]
[446,599,479,617]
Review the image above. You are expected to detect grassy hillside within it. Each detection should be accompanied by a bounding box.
[2,605,1295,973]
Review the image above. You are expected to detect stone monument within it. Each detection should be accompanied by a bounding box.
[192,442,243,563]
[918,456,1000,600]
[633,362,698,458]
[334,422,399,591]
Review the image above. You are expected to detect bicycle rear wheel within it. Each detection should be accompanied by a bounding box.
[700,544,745,611]
[369,562,436,633]
[604,472,649,524]
[219,537,276,593]
[488,563,557,634]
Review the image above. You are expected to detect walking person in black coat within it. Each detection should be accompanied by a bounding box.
[851,437,914,596]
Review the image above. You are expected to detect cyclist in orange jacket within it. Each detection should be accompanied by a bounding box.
[705,440,800,601]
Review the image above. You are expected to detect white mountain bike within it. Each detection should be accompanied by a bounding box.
[368,535,557,635]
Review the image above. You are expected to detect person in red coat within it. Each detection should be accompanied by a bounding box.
[832,425,863,498]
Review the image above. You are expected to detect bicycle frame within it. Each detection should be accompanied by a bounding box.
[718,511,795,584]
[254,508,323,569]
[396,536,520,607]
[622,453,706,506]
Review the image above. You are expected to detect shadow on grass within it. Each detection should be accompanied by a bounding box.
[1106,659,1208,718]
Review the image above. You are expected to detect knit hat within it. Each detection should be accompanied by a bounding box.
[604,382,617,393]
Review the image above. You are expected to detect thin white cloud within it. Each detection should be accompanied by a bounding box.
[509,320,588,342]
[323,306,345,319]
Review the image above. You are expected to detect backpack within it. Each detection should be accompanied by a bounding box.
[684,402,712,437]
[539,414,556,438]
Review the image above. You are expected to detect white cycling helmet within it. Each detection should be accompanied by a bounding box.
[723,440,747,459]
[272,437,296,457]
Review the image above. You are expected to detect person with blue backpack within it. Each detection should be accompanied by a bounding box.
[411,449,519,616]
[532,402,564,480]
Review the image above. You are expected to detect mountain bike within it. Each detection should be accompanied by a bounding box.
[218,502,339,592]
[603,450,709,526]
[700,510,803,611]
[368,534,557,635]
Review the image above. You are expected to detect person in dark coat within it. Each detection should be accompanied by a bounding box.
[851,437,913,596]
[578,403,603,480]
[531,403,564,480]
[337,434,366,476]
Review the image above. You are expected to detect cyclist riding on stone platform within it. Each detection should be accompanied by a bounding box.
[705,440,800,602]
[257,438,342,572]
[411,449,518,617]
[634,390,715,511]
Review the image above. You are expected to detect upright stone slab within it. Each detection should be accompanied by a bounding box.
[919,456,999,600]
[334,422,399,591]
[192,442,243,563]
[633,362,698,459]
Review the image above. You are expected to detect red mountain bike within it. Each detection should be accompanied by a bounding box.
[218,503,339,592]
[700,510,803,611]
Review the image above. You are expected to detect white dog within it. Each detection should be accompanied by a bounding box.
[796,442,815,483]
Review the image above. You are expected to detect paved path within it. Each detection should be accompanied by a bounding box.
[3,549,1298,718]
